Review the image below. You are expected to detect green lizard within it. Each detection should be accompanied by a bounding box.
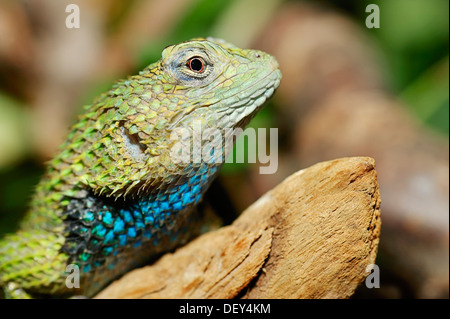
[0,38,281,298]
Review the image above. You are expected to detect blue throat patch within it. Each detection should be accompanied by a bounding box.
[61,165,219,277]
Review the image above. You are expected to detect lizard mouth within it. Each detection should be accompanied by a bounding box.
[215,68,281,125]
[224,69,280,109]
[167,67,281,130]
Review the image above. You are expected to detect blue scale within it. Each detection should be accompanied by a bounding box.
[66,165,220,274]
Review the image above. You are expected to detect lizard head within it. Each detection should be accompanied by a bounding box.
[156,37,281,130]
[111,38,281,188]
[50,38,281,197]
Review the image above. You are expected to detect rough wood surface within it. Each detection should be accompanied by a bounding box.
[95,157,381,299]
[255,3,448,298]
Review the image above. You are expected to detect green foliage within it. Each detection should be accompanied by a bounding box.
[138,0,235,69]
[372,0,449,135]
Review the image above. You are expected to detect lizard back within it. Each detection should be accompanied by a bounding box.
[0,38,281,298]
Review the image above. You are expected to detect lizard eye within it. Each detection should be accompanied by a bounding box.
[186,57,205,73]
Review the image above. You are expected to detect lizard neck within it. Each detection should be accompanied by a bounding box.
[60,163,220,296]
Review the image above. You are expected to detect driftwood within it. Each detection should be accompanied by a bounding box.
[95,157,381,299]
[255,3,448,298]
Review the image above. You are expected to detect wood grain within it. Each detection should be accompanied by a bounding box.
[96,157,381,299]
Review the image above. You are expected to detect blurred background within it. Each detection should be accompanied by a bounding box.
[0,0,448,298]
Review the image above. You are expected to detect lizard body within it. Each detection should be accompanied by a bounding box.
[0,38,281,298]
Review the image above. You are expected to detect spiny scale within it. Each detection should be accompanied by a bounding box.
[0,38,281,298]
[61,165,217,297]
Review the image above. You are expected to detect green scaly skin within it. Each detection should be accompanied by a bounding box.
[0,38,281,298]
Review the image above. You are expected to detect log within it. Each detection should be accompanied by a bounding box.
[95,157,381,299]
[254,2,448,298]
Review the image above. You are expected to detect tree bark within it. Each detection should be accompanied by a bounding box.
[96,157,381,299]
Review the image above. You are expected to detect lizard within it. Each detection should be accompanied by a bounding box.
[0,38,281,298]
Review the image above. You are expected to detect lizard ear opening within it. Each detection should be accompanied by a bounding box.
[118,121,147,162]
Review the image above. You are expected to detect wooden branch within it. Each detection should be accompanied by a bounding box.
[95,157,381,299]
